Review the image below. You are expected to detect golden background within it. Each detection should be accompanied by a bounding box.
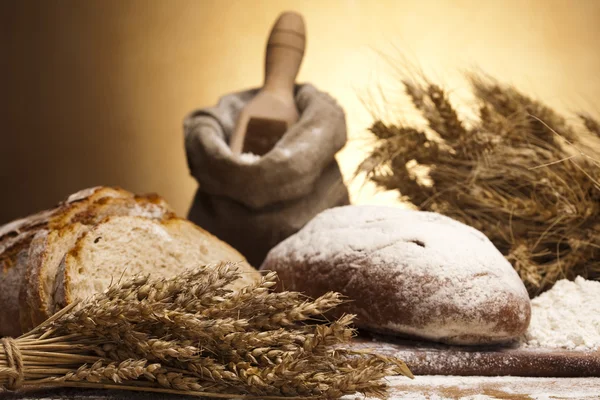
[1,0,599,224]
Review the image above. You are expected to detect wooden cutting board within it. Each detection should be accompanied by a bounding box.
[350,333,600,377]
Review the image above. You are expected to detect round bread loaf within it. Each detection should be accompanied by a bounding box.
[260,205,531,345]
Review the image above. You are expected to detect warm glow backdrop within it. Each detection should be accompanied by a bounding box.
[1,0,599,223]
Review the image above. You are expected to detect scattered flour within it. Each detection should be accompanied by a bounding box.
[237,152,261,164]
[339,375,600,400]
[237,149,293,163]
[524,276,600,351]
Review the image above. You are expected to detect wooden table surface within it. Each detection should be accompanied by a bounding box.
[4,376,600,400]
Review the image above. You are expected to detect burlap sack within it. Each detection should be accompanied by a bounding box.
[184,84,350,267]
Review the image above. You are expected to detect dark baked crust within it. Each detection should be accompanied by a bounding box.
[272,258,530,344]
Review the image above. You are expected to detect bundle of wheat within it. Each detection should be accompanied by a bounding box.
[0,263,412,399]
[358,73,600,296]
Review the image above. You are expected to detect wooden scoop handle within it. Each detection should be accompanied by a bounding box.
[263,11,306,95]
[228,12,305,155]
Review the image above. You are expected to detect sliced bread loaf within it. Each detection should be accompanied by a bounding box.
[1,187,136,336]
[20,196,175,331]
[1,187,173,336]
[53,216,260,313]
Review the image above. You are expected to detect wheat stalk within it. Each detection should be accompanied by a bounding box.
[0,262,412,398]
[359,71,600,296]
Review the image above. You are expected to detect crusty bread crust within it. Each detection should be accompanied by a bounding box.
[19,230,50,332]
[1,209,56,280]
[0,209,55,254]
[0,247,29,336]
[1,187,130,273]
[69,196,174,226]
[47,187,133,229]
[133,193,174,212]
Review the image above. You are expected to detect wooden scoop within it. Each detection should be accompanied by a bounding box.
[229,11,306,156]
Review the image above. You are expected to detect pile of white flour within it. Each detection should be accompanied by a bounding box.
[523,276,600,351]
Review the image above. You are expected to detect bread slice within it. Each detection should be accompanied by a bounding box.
[0,208,56,256]
[20,196,175,331]
[20,224,90,331]
[19,229,53,332]
[53,216,260,312]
